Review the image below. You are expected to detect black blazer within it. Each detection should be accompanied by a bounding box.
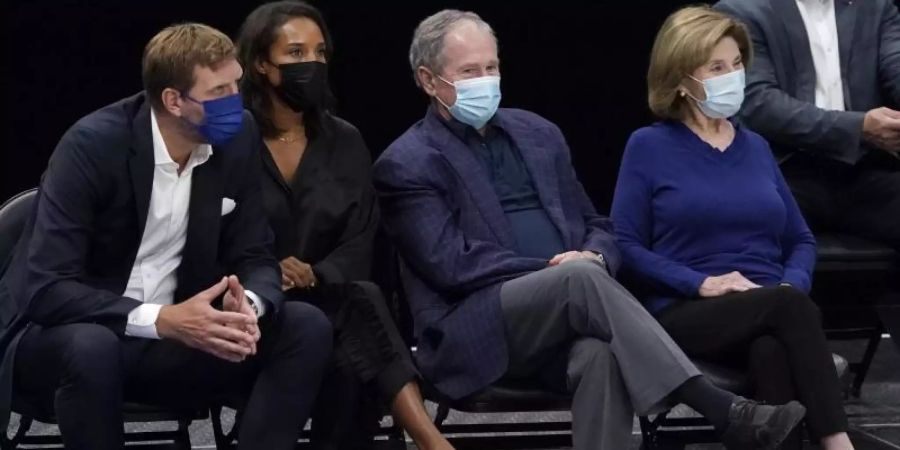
[716,0,900,165]
[0,92,282,427]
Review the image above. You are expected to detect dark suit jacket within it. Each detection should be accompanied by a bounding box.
[716,0,900,165]
[0,92,282,427]
[373,107,620,399]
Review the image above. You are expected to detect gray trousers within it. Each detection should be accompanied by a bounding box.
[500,260,700,450]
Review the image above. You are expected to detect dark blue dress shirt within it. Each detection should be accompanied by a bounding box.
[442,117,566,260]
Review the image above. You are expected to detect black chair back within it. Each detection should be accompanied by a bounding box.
[373,227,416,346]
[0,189,37,278]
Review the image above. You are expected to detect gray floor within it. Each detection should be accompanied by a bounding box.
[7,338,899,449]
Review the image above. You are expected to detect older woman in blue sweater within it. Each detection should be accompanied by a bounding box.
[611,6,853,450]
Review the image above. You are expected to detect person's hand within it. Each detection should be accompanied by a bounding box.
[698,271,762,298]
[222,275,259,355]
[280,257,317,291]
[863,107,900,154]
[156,277,259,363]
[548,251,597,266]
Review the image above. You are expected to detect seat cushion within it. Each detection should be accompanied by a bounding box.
[435,353,851,414]
[13,395,206,424]
[816,233,897,263]
[694,353,849,397]
[444,379,571,413]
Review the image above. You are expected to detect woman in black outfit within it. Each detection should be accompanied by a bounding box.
[236,3,453,450]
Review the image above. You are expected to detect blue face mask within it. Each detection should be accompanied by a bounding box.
[182,92,244,146]
[436,75,501,129]
[687,69,745,119]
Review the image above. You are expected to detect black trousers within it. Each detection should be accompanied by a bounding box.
[782,151,900,351]
[13,301,333,450]
[656,286,848,445]
[289,281,418,450]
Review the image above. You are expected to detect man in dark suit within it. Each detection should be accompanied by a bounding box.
[0,23,332,450]
[716,0,900,351]
[374,9,806,450]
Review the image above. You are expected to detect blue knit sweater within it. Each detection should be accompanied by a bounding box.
[611,121,816,314]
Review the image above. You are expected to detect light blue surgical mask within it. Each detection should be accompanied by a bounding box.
[436,75,501,129]
[686,69,745,119]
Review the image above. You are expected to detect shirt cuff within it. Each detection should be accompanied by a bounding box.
[125,303,163,339]
[245,290,267,318]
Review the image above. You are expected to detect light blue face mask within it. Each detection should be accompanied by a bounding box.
[687,69,745,119]
[436,75,502,129]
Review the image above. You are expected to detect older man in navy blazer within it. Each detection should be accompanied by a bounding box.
[374,9,807,450]
[0,23,331,450]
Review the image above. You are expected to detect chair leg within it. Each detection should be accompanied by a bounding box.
[852,323,884,397]
[639,416,658,450]
[433,403,450,428]
[211,405,238,449]
[173,418,192,450]
[1,415,33,450]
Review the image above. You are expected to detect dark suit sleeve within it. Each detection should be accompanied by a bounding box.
[373,152,547,297]
[23,126,142,335]
[312,133,379,285]
[547,123,621,274]
[716,0,866,165]
[878,0,900,105]
[221,122,283,313]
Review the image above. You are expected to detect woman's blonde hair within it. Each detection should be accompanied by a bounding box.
[647,5,752,120]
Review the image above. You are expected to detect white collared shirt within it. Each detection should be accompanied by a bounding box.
[124,110,265,339]
[796,0,845,111]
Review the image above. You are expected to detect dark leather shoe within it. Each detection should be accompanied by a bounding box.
[721,397,806,449]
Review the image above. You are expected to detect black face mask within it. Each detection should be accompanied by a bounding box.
[274,61,329,113]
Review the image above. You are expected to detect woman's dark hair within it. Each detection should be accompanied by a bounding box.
[237,1,334,138]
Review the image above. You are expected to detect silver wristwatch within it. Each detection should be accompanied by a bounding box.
[593,252,607,269]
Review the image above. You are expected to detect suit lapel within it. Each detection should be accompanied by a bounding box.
[772,0,818,103]
[178,153,223,300]
[128,102,154,240]
[422,110,516,249]
[493,113,570,249]
[835,0,858,108]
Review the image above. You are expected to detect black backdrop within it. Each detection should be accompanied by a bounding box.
[4,0,709,210]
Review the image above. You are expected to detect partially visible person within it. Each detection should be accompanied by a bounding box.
[612,6,853,450]
[236,3,453,450]
[715,0,900,351]
[374,9,806,450]
[0,23,333,450]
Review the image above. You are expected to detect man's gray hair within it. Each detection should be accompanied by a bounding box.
[409,9,496,87]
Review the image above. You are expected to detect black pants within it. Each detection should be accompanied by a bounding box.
[656,286,847,445]
[289,281,418,450]
[782,151,900,351]
[13,301,332,450]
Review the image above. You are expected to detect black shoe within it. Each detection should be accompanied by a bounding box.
[721,397,806,449]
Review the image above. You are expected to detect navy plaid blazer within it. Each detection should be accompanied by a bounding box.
[373,107,620,399]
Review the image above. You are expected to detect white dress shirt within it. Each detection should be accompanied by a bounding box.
[124,110,265,339]
[796,0,846,111]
